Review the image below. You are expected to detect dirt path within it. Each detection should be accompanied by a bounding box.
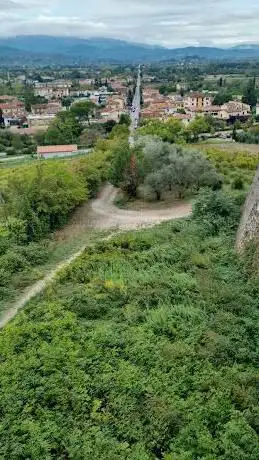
[0,184,191,328]
[87,183,192,230]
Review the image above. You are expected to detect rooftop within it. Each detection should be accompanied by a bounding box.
[37,144,78,154]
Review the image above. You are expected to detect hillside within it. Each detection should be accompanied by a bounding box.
[0,191,258,458]
[1,36,259,64]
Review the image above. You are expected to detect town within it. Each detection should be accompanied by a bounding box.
[1,61,259,161]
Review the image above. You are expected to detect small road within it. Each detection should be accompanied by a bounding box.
[129,65,141,145]
[0,183,191,328]
[0,155,27,162]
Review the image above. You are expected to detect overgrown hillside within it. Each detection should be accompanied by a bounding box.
[0,191,258,459]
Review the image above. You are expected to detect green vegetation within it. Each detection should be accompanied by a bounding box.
[159,83,177,95]
[0,131,36,156]
[197,146,258,190]
[138,117,227,144]
[110,137,222,200]
[0,145,112,307]
[138,119,185,143]
[70,100,96,124]
[0,189,258,459]
[42,111,82,146]
[0,67,258,458]
[242,78,257,108]
[234,125,259,144]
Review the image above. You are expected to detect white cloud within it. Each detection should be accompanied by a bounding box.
[0,0,258,47]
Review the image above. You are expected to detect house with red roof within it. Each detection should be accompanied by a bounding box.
[37,145,78,159]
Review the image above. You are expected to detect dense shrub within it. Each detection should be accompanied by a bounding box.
[0,148,111,241]
[0,203,258,459]
[193,189,240,235]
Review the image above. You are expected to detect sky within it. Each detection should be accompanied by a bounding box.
[1,0,259,48]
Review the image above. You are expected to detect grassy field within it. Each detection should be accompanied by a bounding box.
[198,141,259,154]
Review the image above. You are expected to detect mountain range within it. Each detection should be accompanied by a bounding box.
[1,36,259,65]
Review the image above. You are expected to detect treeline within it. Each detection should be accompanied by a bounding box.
[0,131,36,156]
[110,136,222,201]
[0,190,258,458]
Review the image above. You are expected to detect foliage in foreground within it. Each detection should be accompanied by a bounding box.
[0,191,258,459]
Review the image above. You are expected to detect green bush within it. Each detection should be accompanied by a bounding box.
[232,176,244,190]
[19,242,49,265]
[193,189,240,235]
[1,251,29,274]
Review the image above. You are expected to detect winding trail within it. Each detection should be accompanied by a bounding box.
[0,184,191,328]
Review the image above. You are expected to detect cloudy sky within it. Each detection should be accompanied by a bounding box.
[1,0,259,47]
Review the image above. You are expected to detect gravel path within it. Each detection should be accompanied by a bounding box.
[0,184,192,328]
[88,184,192,230]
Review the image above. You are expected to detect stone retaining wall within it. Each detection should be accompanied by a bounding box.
[236,167,259,250]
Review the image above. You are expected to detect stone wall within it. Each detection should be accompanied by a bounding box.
[236,167,259,250]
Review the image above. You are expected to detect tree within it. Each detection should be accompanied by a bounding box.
[213,90,233,105]
[0,109,4,128]
[109,124,129,139]
[139,119,183,143]
[44,112,82,145]
[61,97,73,109]
[119,113,131,126]
[109,141,131,187]
[232,123,238,141]
[164,155,193,198]
[186,116,210,141]
[143,171,165,200]
[159,84,177,95]
[104,120,117,133]
[70,101,96,124]
[127,89,133,107]
[138,139,222,200]
[21,87,48,112]
[242,78,257,107]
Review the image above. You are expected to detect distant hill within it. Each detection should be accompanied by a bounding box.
[1,36,259,65]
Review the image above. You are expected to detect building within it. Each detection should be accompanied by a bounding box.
[37,144,78,159]
[218,101,251,121]
[166,113,193,126]
[186,105,221,117]
[79,78,94,86]
[31,102,62,115]
[0,101,26,118]
[185,92,213,110]
[100,109,122,122]
[34,81,71,100]
[0,95,19,103]
[256,104,259,117]
[27,114,56,127]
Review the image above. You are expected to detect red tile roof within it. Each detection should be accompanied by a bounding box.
[0,102,25,109]
[0,95,18,100]
[37,145,78,154]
